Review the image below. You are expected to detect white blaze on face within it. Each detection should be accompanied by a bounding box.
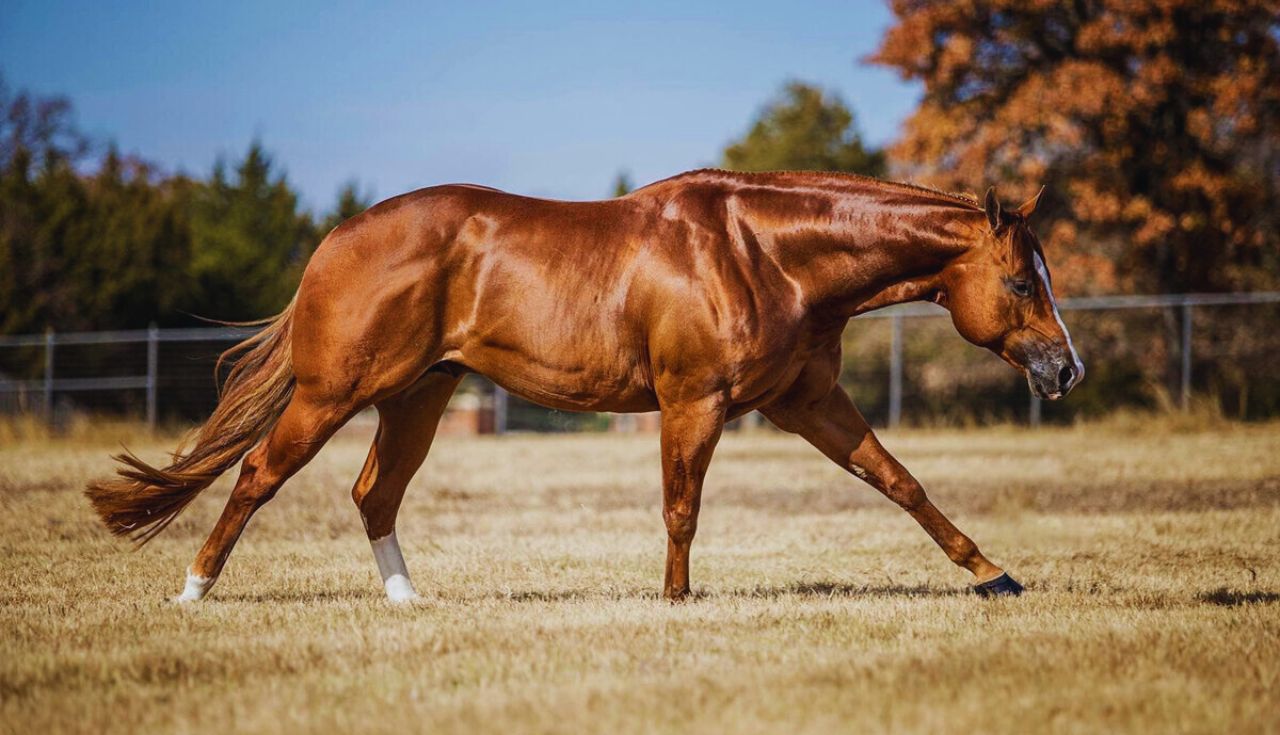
[370,531,419,603]
[1033,251,1084,382]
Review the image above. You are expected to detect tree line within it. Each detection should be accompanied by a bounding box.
[0,75,368,334]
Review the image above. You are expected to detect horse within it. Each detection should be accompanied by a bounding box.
[86,169,1083,603]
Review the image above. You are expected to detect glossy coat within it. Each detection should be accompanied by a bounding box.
[88,169,1082,601]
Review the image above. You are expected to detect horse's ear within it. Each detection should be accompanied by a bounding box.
[1016,186,1045,219]
[983,187,1001,230]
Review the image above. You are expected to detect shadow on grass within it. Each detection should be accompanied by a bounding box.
[216,588,380,604]
[216,581,973,605]
[491,589,659,603]
[216,585,1280,607]
[1198,588,1280,607]
[491,581,967,603]
[738,581,967,599]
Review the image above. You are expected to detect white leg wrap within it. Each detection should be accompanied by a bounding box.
[173,569,214,603]
[370,531,419,603]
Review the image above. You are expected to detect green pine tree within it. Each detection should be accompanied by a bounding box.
[185,141,316,320]
[321,180,373,234]
[610,170,633,197]
[722,81,885,176]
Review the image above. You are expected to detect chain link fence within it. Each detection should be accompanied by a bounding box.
[2,292,1278,432]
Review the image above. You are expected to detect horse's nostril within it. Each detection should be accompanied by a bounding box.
[1058,364,1075,390]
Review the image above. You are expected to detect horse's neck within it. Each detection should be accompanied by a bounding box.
[745,185,983,319]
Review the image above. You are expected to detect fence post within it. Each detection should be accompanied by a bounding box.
[42,329,55,422]
[493,384,508,435]
[1180,299,1193,411]
[1029,395,1042,427]
[888,312,903,429]
[146,323,159,431]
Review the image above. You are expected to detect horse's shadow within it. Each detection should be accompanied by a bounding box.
[194,582,1280,607]
[488,581,963,604]
[488,583,1280,606]
[1197,588,1280,607]
[209,581,967,605]
[212,588,379,604]
[739,581,964,599]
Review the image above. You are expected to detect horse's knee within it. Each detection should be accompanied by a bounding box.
[663,509,698,544]
[883,474,927,511]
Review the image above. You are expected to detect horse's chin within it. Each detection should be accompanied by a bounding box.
[1025,373,1065,401]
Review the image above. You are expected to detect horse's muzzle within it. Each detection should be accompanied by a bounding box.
[1027,354,1084,400]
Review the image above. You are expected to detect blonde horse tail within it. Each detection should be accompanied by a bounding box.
[85,299,298,545]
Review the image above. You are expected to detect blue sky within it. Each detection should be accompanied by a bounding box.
[0,0,919,211]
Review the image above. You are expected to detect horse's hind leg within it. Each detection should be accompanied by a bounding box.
[351,372,461,602]
[177,392,355,602]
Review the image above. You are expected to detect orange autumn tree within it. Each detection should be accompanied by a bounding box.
[869,0,1280,295]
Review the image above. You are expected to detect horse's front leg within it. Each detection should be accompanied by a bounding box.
[762,385,1022,596]
[658,395,727,601]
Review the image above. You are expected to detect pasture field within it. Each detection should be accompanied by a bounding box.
[2,416,1279,734]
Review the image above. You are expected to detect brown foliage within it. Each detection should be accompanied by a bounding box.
[869,0,1280,295]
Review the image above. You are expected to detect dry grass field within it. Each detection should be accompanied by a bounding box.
[2,415,1279,734]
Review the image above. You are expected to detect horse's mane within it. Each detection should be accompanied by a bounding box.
[668,168,984,210]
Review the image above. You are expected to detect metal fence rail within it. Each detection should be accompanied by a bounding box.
[2,292,1278,431]
[863,291,1280,427]
[0,325,256,429]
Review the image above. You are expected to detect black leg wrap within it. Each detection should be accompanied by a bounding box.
[973,572,1024,597]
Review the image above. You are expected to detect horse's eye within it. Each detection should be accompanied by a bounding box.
[1011,280,1033,297]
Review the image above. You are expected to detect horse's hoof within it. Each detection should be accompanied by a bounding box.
[172,571,213,603]
[973,573,1024,597]
[383,575,420,604]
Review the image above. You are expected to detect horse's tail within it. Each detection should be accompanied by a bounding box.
[85,299,298,545]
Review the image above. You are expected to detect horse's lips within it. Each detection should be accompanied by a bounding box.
[1025,370,1066,400]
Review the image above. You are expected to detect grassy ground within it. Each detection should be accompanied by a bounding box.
[2,417,1279,734]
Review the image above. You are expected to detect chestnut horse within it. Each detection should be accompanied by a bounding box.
[87,169,1082,603]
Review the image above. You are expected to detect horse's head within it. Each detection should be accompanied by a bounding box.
[936,187,1084,400]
